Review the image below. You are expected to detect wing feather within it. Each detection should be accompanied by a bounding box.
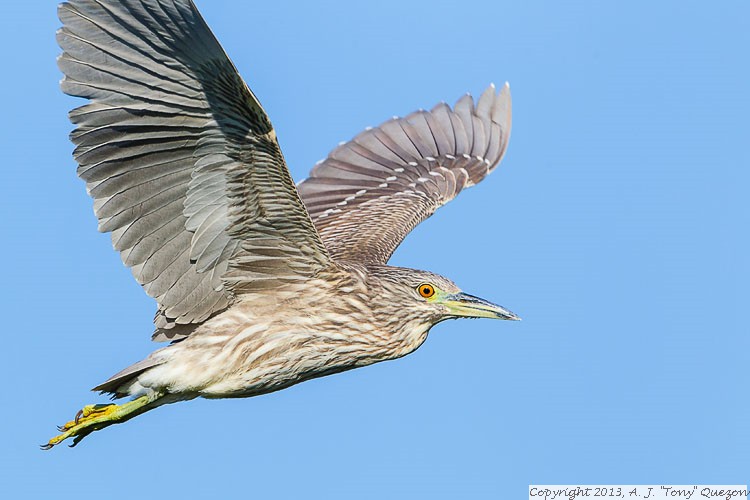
[297,84,511,264]
[59,0,330,341]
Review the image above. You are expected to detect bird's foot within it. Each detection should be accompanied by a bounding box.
[42,395,153,450]
[56,403,118,432]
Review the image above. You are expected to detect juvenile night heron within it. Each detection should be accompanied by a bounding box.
[44,0,519,449]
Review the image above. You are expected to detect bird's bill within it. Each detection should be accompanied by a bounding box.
[444,292,521,321]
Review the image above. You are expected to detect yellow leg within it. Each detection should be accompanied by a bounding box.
[42,393,160,450]
[56,403,119,432]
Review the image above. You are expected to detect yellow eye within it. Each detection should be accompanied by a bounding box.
[418,283,435,298]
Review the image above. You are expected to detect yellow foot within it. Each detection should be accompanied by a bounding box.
[42,395,156,450]
[56,404,118,432]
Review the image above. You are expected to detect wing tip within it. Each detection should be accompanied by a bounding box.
[489,81,511,97]
[500,81,511,103]
[492,80,512,125]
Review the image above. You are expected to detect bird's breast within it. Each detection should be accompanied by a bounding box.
[155,295,430,398]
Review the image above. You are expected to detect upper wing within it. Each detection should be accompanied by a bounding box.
[297,84,512,265]
[58,0,330,341]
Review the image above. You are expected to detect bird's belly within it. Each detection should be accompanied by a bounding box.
[199,356,356,399]
[197,335,372,398]
[145,319,388,399]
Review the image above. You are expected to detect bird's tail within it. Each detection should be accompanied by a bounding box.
[92,357,164,398]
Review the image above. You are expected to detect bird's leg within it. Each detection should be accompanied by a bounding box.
[42,392,162,450]
[56,403,119,431]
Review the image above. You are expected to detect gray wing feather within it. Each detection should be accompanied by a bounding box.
[58,0,330,341]
[297,84,511,265]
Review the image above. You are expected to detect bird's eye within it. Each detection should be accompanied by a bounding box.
[418,283,435,298]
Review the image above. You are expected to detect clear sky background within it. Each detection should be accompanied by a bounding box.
[1,1,747,498]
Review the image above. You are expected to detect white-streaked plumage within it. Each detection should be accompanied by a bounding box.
[44,0,517,449]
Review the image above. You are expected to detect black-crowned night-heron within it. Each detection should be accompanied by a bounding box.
[44,0,518,449]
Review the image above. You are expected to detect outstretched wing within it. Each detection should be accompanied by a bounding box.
[297,84,511,265]
[58,0,330,341]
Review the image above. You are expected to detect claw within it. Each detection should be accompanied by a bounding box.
[42,394,157,450]
[57,417,80,432]
[70,428,95,448]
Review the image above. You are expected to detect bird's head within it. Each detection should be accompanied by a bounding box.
[367,266,520,327]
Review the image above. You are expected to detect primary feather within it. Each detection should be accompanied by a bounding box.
[297,84,511,264]
[57,0,330,342]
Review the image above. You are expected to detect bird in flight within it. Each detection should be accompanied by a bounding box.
[44,0,518,449]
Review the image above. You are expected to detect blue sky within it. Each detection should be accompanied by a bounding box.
[1,1,747,498]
